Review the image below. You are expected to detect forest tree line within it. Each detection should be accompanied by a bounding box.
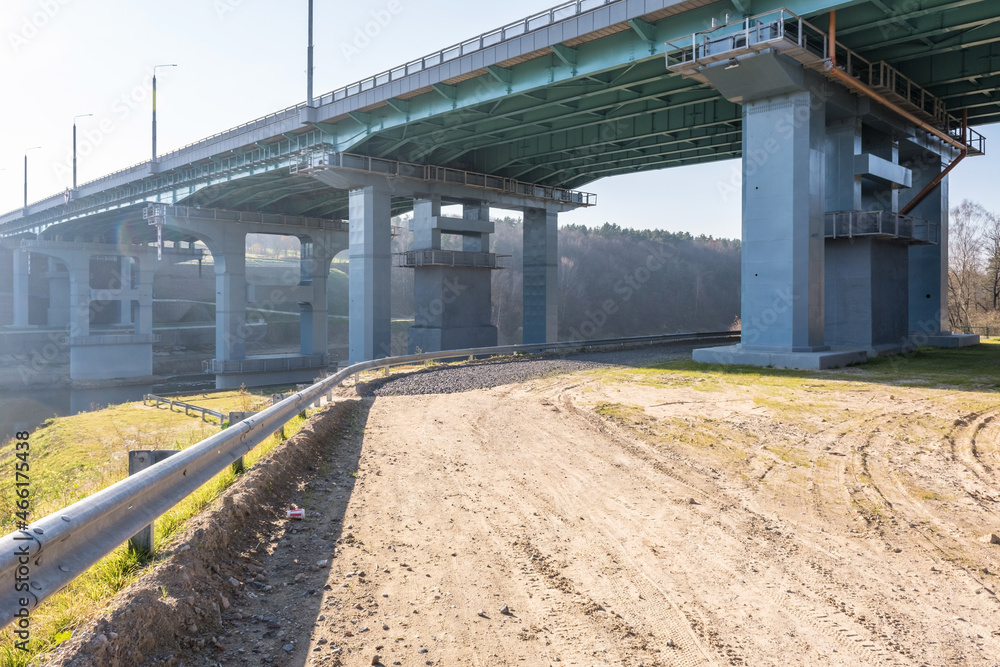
[390,217,742,344]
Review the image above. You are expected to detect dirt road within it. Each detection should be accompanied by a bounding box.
[47,349,1000,666]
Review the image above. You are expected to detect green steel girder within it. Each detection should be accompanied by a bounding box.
[358,60,709,158]
[428,89,726,161]
[518,131,743,183]
[493,124,744,177]
[628,18,657,44]
[835,0,989,38]
[476,100,741,173]
[550,43,578,68]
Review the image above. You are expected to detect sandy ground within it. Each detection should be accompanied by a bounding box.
[133,356,998,667]
[44,350,1000,667]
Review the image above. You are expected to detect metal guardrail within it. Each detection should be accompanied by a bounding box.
[824,210,939,244]
[143,204,349,232]
[665,9,828,73]
[292,150,597,207]
[143,395,227,426]
[203,354,332,374]
[62,334,161,347]
[311,0,618,109]
[397,249,510,269]
[0,330,737,629]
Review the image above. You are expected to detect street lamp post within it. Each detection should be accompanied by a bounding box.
[307,0,315,106]
[23,146,41,216]
[73,113,93,191]
[152,64,178,163]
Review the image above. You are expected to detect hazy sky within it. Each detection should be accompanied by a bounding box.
[1,0,997,240]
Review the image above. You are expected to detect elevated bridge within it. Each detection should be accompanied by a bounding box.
[2,0,998,383]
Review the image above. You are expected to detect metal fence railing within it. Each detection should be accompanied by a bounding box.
[397,250,511,269]
[143,395,227,426]
[0,330,737,629]
[824,210,939,244]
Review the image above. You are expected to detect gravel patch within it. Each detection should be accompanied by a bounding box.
[365,343,704,396]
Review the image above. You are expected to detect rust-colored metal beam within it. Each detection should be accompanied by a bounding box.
[829,11,836,62]
[900,110,967,216]
[824,12,967,216]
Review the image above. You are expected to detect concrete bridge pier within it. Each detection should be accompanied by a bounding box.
[904,150,978,348]
[823,118,913,356]
[11,241,161,381]
[11,249,30,328]
[348,185,392,363]
[46,257,70,328]
[692,55,866,369]
[155,206,345,388]
[211,230,250,366]
[299,235,336,358]
[523,206,559,344]
[405,198,499,353]
[118,256,134,326]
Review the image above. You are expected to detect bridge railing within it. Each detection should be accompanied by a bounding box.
[0,330,738,629]
[301,150,597,207]
[143,394,227,426]
[312,0,619,107]
[824,210,939,244]
[396,249,511,269]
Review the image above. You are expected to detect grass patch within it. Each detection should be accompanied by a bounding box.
[0,388,315,665]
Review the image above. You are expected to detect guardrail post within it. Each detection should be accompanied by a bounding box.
[271,394,290,438]
[128,450,179,556]
[226,411,256,473]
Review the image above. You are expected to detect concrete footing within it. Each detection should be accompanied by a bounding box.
[69,337,155,380]
[693,344,868,370]
[922,333,980,348]
[214,369,325,389]
[408,325,498,353]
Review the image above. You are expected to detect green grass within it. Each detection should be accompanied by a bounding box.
[683,340,1000,391]
[0,388,315,665]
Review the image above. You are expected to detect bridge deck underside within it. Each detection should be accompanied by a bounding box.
[3,0,998,237]
[173,0,1000,208]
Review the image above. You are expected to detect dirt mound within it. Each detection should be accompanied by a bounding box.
[42,400,360,666]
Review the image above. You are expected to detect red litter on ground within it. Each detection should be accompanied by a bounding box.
[286,508,305,519]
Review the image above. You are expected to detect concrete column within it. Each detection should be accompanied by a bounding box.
[463,203,491,252]
[67,257,91,339]
[300,237,334,356]
[905,151,949,335]
[46,257,70,328]
[119,257,133,326]
[12,250,30,327]
[412,196,442,249]
[825,119,861,213]
[408,201,498,353]
[740,89,826,351]
[523,206,558,344]
[349,185,392,362]
[214,233,248,361]
[135,261,155,337]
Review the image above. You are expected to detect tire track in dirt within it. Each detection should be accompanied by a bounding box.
[551,383,914,665]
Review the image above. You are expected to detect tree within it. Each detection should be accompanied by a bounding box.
[947,200,989,330]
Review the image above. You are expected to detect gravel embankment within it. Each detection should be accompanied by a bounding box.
[365,342,704,396]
